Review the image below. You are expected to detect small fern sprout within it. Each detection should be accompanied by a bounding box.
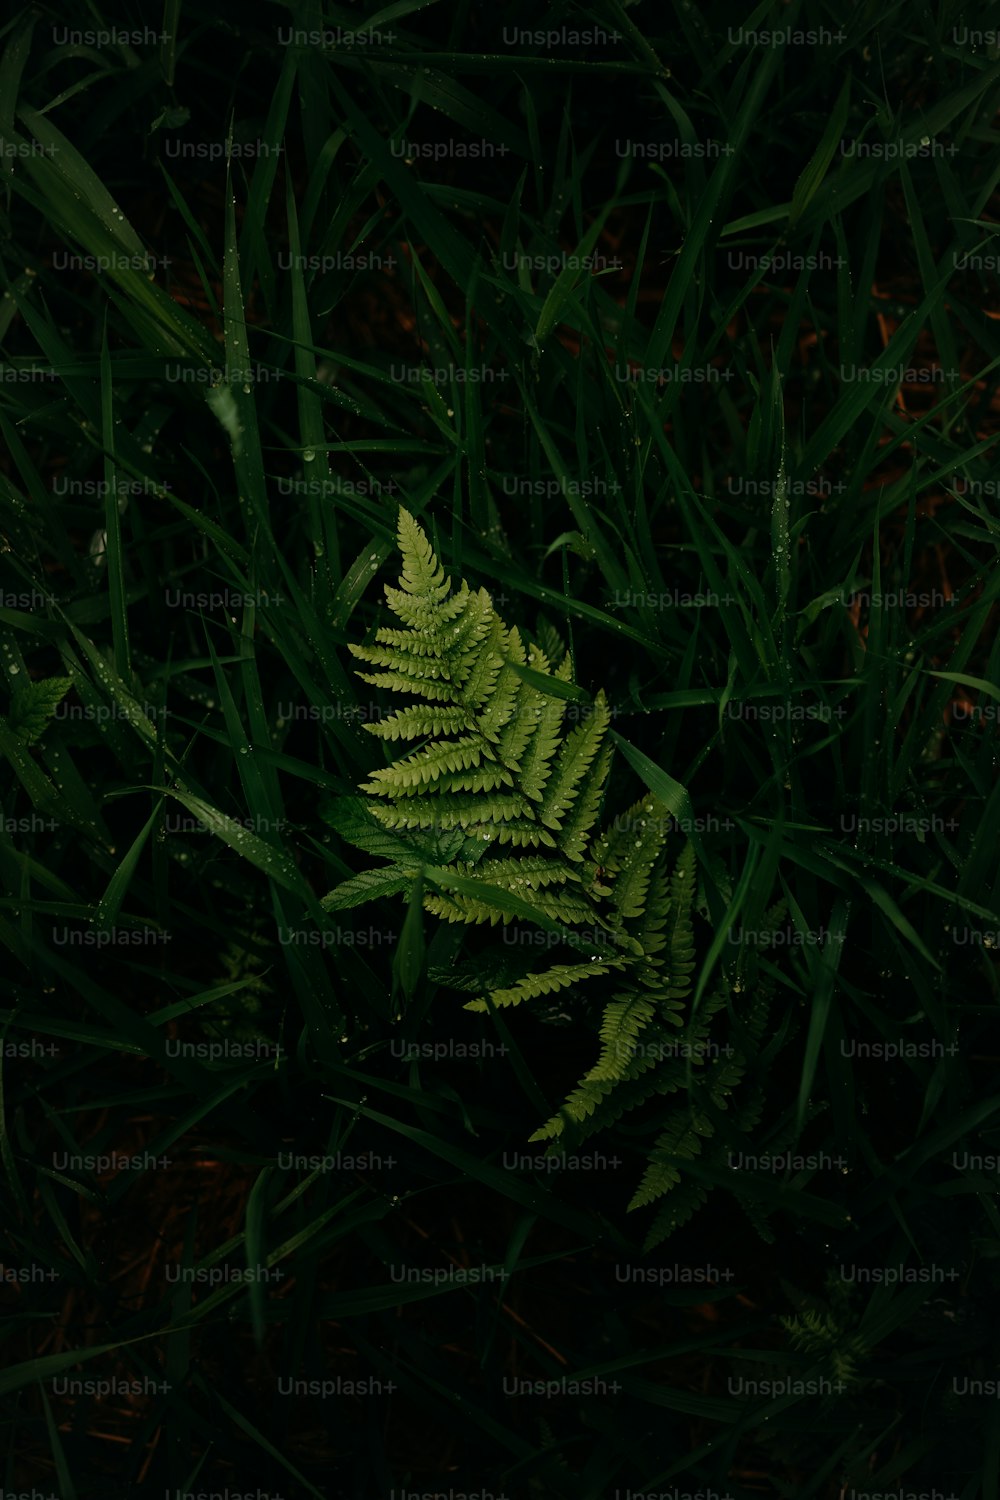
[780,1275,870,1388]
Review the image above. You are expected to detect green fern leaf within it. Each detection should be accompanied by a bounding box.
[628,1109,715,1210]
[320,867,411,911]
[397,506,450,598]
[7,675,72,744]
[366,705,473,741]
[607,797,671,921]
[351,667,457,703]
[360,736,506,795]
[516,690,567,803]
[333,506,781,1249]
[661,840,697,1001]
[559,741,613,862]
[464,958,627,1011]
[591,994,658,1081]
[537,693,611,832]
[642,1181,711,1249]
[538,1051,695,1145]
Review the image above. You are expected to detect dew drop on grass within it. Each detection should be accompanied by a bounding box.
[303,449,315,462]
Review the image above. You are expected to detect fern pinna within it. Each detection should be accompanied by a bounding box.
[324,508,782,1249]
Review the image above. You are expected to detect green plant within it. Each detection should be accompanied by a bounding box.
[2,1,997,1488]
[325,508,790,1247]
[780,1274,871,1389]
[2,675,71,745]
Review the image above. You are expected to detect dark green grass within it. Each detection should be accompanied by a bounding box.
[0,0,998,1494]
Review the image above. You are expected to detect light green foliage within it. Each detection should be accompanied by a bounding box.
[5,676,72,745]
[780,1276,871,1388]
[329,509,783,1247]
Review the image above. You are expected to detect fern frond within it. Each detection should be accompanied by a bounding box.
[557,1055,691,1142]
[397,506,450,599]
[361,738,513,797]
[780,1301,869,1386]
[7,675,73,744]
[537,693,611,832]
[531,1025,694,1142]
[631,849,672,962]
[366,704,474,740]
[460,820,559,849]
[352,668,457,703]
[628,1109,715,1210]
[607,796,671,920]
[477,628,526,741]
[536,619,565,666]
[422,892,506,925]
[516,691,567,802]
[493,645,553,770]
[529,1079,618,1139]
[319,796,413,856]
[320,867,412,911]
[334,507,777,1250]
[661,840,697,1002]
[372,792,533,829]
[464,959,627,1011]
[474,856,583,891]
[642,1182,711,1249]
[458,613,506,716]
[380,580,478,631]
[558,742,613,862]
[592,994,658,1081]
